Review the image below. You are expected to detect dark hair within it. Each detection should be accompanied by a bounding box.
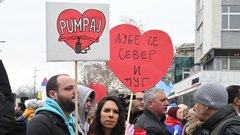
[168,107,180,119]
[88,96,125,135]
[226,85,240,104]
[46,74,68,97]
[18,102,26,112]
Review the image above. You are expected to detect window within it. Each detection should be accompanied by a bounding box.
[222,6,240,30]
[182,68,190,79]
[222,58,228,70]
[230,58,240,70]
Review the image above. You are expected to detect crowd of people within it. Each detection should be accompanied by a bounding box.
[1,59,240,135]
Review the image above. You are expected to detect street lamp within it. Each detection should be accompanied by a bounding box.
[34,68,39,98]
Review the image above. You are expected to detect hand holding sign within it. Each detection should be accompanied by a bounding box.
[107,24,173,93]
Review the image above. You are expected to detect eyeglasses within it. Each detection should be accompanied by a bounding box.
[135,98,143,101]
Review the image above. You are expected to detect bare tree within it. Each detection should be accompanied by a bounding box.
[78,62,128,93]
[121,16,145,33]
[15,85,35,99]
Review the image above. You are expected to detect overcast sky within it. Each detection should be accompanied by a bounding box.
[0,0,195,92]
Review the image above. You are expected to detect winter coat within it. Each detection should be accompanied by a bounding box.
[182,121,203,135]
[0,60,26,135]
[17,107,35,122]
[73,85,95,135]
[165,116,184,135]
[193,104,240,135]
[135,108,171,135]
[26,98,76,135]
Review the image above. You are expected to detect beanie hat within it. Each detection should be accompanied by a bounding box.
[168,107,180,119]
[194,81,228,109]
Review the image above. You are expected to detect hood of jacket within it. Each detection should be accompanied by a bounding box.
[75,85,95,134]
[36,97,76,135]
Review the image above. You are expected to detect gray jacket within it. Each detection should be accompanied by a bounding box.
[193,104,240,135]
[74,85,95,135]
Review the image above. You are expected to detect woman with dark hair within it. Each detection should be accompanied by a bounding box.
[88,96,125,135]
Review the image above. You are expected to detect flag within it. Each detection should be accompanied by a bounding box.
[155,80,173,96]
[41,78,48,86]
[38,77,48,101]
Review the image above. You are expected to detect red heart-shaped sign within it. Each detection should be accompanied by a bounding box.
[57,9,106,51]
[107,24,173,93]
[89,83,107,103]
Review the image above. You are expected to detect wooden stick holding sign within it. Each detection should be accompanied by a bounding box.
[75,61,79,135]
[125,92,133,135]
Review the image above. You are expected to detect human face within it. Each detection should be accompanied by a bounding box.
[193,103,208,122]
[150,92,169,116]
[176,108,183,120]
[100,100,119,130]
[15,103,20,112]
[85,97,92,113]
[132,92,144,112]
[56,75,76,113]
[187,109,198,124]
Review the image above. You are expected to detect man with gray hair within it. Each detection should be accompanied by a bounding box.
[193,81,240,134]
[135,88,171,135]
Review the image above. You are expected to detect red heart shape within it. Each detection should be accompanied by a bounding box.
[107,24,173,93]
[89,83,107,103]
[57,9,106,51]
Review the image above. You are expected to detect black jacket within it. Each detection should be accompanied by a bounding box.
[135,108,171,135]
[193,104,240,135]
[26,110,74,135]
[0,60,26,135]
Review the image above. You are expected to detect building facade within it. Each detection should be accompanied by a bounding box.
[169,0,240,107]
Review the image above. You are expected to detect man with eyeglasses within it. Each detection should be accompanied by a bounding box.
[135,88,171,135]
[129,92,144,124]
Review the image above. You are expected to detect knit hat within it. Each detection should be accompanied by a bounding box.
[168,107,180,119]
[194,81,228,109]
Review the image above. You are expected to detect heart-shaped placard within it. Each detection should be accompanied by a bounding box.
[57,9,106,51]
[89,83,107,103]
[107,24,173,93]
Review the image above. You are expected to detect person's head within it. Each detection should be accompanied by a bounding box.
[27,100,38,110]
[193,81,228,122]
[89,96,125,135]
[226,85,240,114]
[182,107,190,119]
[144,88,169,117]
[76,84,96,126]
[15,102,26,117]
[168,107,183,120]
[84,94,94,113]
[187,108,198,124]
[131,92,144,113]
[46,74,76,113]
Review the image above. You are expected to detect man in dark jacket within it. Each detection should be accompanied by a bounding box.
[26,74,76,135]
[193,81,240,135]
[129,91,144,124]
[226,85,240,115]
[135,88,171,135]
[0,60,26,135]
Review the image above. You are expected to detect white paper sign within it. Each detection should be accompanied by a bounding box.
[46,2,109,61]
